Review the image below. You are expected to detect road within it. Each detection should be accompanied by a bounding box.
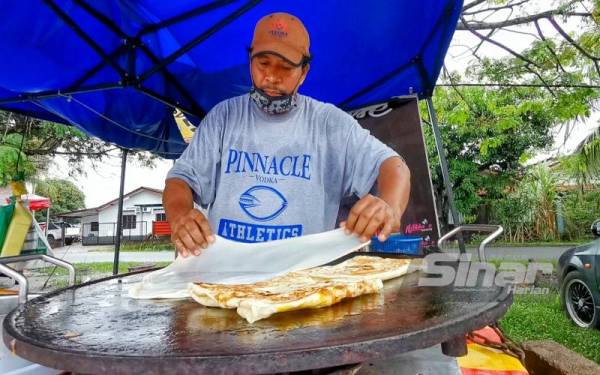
[461,245,571,261]
[52,248,175,264]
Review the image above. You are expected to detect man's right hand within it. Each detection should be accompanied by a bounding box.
[170,208,215,257]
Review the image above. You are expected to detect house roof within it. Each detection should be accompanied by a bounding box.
[57,207,99,218]
[56,186,163,218]
[96,186,163,211]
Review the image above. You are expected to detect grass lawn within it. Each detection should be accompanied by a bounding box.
[111,242,175,252]
[500,292,600,364]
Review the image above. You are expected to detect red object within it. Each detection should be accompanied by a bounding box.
[467,326,503,345]
[6,194,51,211]
[28,195,51,211]
[152,221,172,236]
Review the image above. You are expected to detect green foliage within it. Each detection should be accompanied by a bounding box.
[424,5,600,226]
[490,189,535,242]
[425,1,600,228]
[35,179,85,215]
[528,167,560,241]
[561,189,600,240]
[559,152,595,188]
[0,132,36,185]
[490,166,560,242]
[489,163,600,243]
[422,84,566,225]
[581,130,600,177]
[0,111,157,187]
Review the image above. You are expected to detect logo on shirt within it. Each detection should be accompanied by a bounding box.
[239,185,288,221]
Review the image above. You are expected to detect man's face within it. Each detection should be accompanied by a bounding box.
[250,53,309,96]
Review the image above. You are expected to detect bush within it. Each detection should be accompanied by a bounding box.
[561,189,600,240]
[490,192,534,242]
[490,166,560,242]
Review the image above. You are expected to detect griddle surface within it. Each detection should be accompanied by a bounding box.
[3,257,511,374]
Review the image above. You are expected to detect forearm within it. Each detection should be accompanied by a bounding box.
[163,178,195,223]
[377,156,411,220]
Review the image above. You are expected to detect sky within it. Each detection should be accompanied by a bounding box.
[47,3,600,208]
[48,154,173,208]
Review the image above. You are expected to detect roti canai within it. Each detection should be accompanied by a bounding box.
[296,255,422,281]
[190,278,382,323]
[189,255,420,323]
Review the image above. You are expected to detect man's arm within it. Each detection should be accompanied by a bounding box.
[163,178,215,257]
[342,156,411,242]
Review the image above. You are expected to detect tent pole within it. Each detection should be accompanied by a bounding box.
[45,208,50,237]
[113,148,128,275]
[426,97,466,254]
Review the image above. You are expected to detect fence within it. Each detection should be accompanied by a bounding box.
[82,221,148,246]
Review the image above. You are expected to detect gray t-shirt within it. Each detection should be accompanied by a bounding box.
[167,94,398,243]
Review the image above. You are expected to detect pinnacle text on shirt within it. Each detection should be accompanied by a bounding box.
[224,149,312,180]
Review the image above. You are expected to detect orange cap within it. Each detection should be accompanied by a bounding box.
[251,12,310,66]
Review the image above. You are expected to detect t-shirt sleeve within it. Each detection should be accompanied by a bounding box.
[335,109,399,198]
[166,104,225,207]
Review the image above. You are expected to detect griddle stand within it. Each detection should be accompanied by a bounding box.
[437,224,504,356]
[0,254,76,304]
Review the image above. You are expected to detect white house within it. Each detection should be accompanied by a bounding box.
[59,186,165,245]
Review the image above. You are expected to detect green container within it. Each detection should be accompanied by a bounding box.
[0,198,16,249]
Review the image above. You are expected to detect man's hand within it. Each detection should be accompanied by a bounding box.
[340,194,401,243]
[170,208,215,257]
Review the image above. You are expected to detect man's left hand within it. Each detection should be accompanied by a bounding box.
[341,194,401,243]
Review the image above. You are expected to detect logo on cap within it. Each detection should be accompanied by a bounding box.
[269,21,288,38]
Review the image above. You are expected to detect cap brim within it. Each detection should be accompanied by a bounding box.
[251,41,304,66]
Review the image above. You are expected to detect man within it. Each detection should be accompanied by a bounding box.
[164,12,410,257]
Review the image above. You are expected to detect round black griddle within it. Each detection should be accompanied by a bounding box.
[3,253,512,374]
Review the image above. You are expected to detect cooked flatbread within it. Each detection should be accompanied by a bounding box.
[297,255,422,281]
[189,255,419,323]
[189,273,316,309]
[236,279,382,323]
[190,277,382,323]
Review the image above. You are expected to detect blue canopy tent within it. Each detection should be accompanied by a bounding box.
[0,0,462,157]
[0,0,465,271]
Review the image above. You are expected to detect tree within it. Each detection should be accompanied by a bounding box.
[0,131,36,186]
[457,0,599,90]
[34,179,85,216]
[580,130,600,176]
[0,111,156,186]
[423,0,600,224]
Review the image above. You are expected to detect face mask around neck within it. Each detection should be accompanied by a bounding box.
[250,87,298,115]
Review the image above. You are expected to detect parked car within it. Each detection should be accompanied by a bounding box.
[558,219,600,329]
[40,222,81,246]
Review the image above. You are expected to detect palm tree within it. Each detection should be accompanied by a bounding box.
[580,129,600,178]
